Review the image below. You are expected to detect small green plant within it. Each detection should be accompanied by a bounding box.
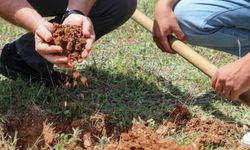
[54,128,81,150]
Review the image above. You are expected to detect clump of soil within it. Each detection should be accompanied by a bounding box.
[170,103,192,127]
[64,70,88,90]
[51,24,87,64]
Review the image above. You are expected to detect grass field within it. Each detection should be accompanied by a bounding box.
[0,0,250,149]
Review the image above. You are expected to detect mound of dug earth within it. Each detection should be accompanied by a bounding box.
[1,104,246,150]
[105,104,245,150]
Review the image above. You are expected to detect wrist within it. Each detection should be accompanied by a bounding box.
[32,19,51,34]
[23,14,46,33]
[67,0,96,16]
[62,9,85,22]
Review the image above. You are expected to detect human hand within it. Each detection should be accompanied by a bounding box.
[153,0,185,54]
[211,56,250,100]
[63,14,96,61]
[34,21,71,68]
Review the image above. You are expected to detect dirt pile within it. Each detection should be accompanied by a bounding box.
[51,24,86,64]
[104,104,244,150]
[104,122,195,150]
[185,118,241,149]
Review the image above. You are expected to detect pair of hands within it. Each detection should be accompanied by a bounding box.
[153,1,250,100]
[34,14,95,68]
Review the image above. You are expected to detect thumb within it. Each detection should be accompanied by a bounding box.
[36,25,53,42]
[82,18,93,37]
[172,26,186,42]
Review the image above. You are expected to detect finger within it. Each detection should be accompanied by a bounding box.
[172,26,186,42]
[66,39,74,51]
[153,33,175,54]
[36,43,63,55]
[215,80,223,94]
[46,22,56,33]
[56,63,73,68]
[160,38,176,54]
[82,18,93,37]
[154,38,166,52]
[82,49,89,59]
[222,86,232,98]
[44,55,68,65]
[77,57,84,63]
[85,36,94,52]
[211,74,217,89]
[230,90,240,101]
[36,25,53,42]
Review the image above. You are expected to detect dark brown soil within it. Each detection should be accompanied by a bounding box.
[51,24,86,64]
[2,104,246,150]
[170,103,192,127]
[3,107,105,149]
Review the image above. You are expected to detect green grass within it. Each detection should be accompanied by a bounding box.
[0,0,250,149]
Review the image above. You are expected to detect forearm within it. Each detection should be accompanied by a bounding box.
[67,0,96,16]
[158,0,178,7]
[0,0,45,33]
[241,53,250,65]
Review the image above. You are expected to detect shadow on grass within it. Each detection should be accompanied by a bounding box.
[0,66,244,128]
[191,91,245,126]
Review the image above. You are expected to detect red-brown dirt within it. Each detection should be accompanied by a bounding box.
[50,24,88,89]
[50,24,87,64]
[2,104,246,150]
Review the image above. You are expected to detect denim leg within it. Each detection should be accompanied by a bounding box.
[14,0,137,73]
[174,0,250,56]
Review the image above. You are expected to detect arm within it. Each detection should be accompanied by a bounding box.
[0,0,46,33]
[0,0,66,67]
[153,0,185,54]
[212,53,250,100]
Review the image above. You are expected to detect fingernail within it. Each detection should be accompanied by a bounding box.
[46,36,52,42]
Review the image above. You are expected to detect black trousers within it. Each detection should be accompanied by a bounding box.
[14,0,137,73]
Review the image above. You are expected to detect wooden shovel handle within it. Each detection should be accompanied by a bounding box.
[132,9,250,106]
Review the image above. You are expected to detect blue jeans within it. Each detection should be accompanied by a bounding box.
[174,0,250,56]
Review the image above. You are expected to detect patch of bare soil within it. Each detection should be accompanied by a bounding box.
[2,104,246,150]
[3,106,106,149]
[104,121,195,150]
[104,104,245,150]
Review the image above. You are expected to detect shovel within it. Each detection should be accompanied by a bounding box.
[132,9,250,106]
